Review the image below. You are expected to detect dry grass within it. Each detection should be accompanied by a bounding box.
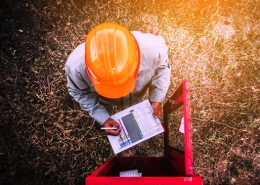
[0,0,259,184]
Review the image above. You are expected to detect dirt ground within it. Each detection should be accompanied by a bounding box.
[1,0,260,184]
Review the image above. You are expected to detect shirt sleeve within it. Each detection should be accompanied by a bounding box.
[149,46,171,103]
[65,64,110,126]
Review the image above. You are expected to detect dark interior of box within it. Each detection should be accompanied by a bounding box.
[97,156,186,177]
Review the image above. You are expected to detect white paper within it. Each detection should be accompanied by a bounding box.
[108,100,164,154]
[178,117,185,133]
[120,169,140,177]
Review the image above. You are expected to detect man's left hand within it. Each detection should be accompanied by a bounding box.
[151,102,162,117]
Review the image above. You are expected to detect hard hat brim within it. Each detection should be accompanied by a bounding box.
[93,74,136,98]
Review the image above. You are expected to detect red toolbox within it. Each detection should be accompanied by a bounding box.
[86,80,203,184]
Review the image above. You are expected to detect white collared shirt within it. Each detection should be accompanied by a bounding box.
[65,31,171,125]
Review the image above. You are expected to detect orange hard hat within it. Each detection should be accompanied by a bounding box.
[85,22,140,98]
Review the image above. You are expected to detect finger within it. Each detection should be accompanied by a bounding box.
[152,107,158,117]
[106,128,121,136]
[152,107,159,117]
[114,128,121,135]
[107,119,121,129]
[157,109,162,116]
[112,122,120,129]
[103,118,120,128]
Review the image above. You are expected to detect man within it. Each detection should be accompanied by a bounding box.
[65,22,170,136]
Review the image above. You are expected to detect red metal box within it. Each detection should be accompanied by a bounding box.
[86,80,203,185]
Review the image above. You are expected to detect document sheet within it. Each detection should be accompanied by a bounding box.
[107,100,165,154]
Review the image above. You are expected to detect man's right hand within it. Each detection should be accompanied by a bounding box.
[102,118,121,136]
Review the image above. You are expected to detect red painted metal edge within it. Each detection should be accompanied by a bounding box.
[163,80,193,175]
